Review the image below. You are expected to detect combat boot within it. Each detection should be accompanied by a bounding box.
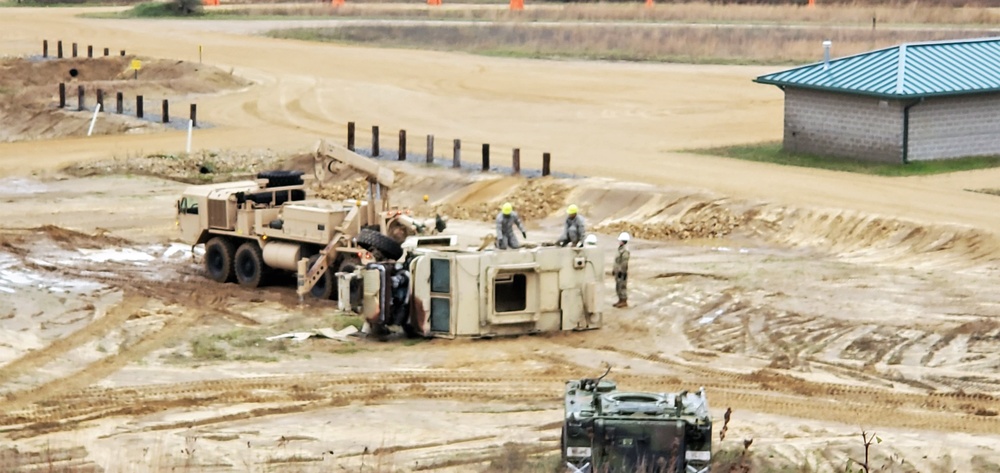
[613,299,628,308]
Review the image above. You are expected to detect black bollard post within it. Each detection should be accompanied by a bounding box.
[87,45,93,58]
[190,104,197,127]
[72,43,77,58]
[512,148,520,175]
[452,139,461,168]
[59,83,66,108]
[77,85,84,111]
[347,122,355,151]
[96,89,103,112]
[43,40,48,58]
[116,92,123,114]
[398,130,406,161]
[542,152,551,176]
[137,95,144,119]
[372,125,380,157]
[104,47,109,57]
[162,99,169,123]
[426,134,434,164]
[57,40,63,59]
[482,143,490,171]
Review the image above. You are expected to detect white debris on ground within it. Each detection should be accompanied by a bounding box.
[0,177,47,195]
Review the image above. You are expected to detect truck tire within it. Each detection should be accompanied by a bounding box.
[307,254,335,300]
[234,241,265,288]
[204,237,236,283]
[257,170,303,188]
[357,229,404,261]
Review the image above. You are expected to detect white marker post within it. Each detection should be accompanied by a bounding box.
[87,103,102,136]
[186,119,193,154]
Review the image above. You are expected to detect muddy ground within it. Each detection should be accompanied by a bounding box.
[3,5,1000,473]
[2,157,1000,472]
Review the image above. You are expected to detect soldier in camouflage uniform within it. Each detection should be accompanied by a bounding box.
[557,204,586,247]
[613,232,630,308]
[495,202,526,250]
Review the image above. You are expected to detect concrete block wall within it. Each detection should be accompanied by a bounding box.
[783,88,903,163]
[907,93,1000,161]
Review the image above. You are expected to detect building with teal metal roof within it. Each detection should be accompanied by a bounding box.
[755,37,1000,163]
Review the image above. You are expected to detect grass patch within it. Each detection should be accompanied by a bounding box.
[691,141,1000,176]
[265,23,998,65]
[171,312,364,364]
[111,0,203,18]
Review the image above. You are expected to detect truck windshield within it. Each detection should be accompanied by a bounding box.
[179,197,199,215]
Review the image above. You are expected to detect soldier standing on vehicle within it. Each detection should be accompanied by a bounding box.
[613,232,630,308]
[495,202,526,250]
[557,204,586,247]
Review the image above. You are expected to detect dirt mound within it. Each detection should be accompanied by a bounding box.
[63,149,284,184]
[0,56,249,143]
[433,177,570,222]
[596,200,752,240]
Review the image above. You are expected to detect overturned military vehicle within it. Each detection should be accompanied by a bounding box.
[336,237,604,338]
[562,371,712,473]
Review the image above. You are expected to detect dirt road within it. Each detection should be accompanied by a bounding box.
[4,7,1000,233]
[3,5,1000,473]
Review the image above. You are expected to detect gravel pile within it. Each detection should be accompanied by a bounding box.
[63,150,286,184]
[433,178,570,222]
[312,177,370,202]
[597,206,749,240]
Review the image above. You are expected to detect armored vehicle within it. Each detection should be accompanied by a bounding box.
[562,372,712,473]
[337,237,604,338]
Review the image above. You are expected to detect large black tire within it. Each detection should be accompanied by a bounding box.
[357,229,404,261]
[234,241,265,288]
[307,254,335,300]
[204,237,236,283]
[257,170,304,188]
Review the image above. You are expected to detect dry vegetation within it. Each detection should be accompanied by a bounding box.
[226,1,1000,26]
[259,2,1000,63]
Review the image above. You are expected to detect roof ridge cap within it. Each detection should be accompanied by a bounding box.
[895,44,907,95]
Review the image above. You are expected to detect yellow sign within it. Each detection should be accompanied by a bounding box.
[130,59,142,71]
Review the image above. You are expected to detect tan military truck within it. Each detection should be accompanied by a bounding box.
[337,237,604,338]
[176,141,439,299]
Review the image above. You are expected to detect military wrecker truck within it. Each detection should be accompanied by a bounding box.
[176,140,441,299]
[562,370,712,473]
[336,237,605,338]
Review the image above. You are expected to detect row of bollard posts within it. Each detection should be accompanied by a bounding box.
[346,122,551,176]
[43,40,124,59]
[58,83,196,126]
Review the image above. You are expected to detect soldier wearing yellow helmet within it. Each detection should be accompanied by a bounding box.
[557,204,586,247]
[495,202,526,250]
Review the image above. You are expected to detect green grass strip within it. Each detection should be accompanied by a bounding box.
[690,141,1000,176]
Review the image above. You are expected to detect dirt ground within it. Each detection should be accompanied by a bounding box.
[3,5,1000,473]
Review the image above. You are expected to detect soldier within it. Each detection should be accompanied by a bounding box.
[613,232,630,308]
[495,202,526,250]
[557,204,586,247]
[390,262,411,326]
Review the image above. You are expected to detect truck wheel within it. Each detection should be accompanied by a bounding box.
[307,254,335,300]
[234,241,265,288]
[357,229,404,261]
[204,237,236,283]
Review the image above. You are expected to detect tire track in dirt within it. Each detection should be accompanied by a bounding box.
[0,295,147,388]
[4,357,1000,439]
